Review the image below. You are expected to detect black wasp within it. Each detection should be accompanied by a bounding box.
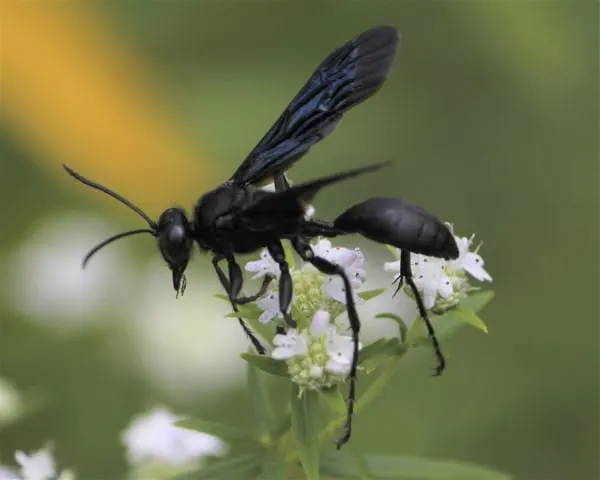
[64,26,459,447]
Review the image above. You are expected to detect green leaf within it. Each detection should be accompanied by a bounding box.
[261,451,287,479]
[175,419,258,445]
[175,454,262,480]
[375,312,408,343]
[268,411,292,441]
[320,452,513,479]
[452,308,488,333]
[291,387,321,480]
[358,288,386,302]
[214,293,230,302]
[246,363,276,436]
[223,301,263,321]
[225,311,262,321]
[283,240,296,270]
[241,354,289,378]
[460,290,495,314]
[318,385,346,417]
[358,338,406,373]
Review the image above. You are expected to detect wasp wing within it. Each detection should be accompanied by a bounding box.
[236,162,389,231]
[230,26,399,187]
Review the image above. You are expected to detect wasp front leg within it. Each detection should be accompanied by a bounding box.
[212,254,266,354]
[266,242,297,328]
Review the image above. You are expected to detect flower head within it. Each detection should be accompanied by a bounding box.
[385,226,492,322]
[272,310,358,391]
[121,406,227,467]
[247,239,366,323]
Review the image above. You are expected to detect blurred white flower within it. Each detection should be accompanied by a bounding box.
[0,467,19,480]
[384,225,492,324]
[14,449,55,480]
[125,263,250,398]
[273,310,359,391]
[5,213,135,328]
[121,406,227,467]
[247,239,366,322]
[9,446,73,480]
[0,378,22,426]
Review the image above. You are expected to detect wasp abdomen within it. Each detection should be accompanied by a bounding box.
[333,197,459,259]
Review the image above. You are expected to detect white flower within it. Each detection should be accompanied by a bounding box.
[245,249,280,280]
[272,310,359,390]
[125,263,249,398]
[121,406,227,467]
[448,234,492,282]
[271,329,307,359]
[248,239,367,323]
[4,214,135,329]
[385,226,492,323]
[11,446,73,480]
[14,449,55,480]
[0,466,19,480]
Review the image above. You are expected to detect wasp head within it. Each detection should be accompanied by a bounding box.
[157,207,193,296]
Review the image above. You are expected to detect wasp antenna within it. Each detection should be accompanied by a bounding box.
[82,228,156,268]
[63,164,157,229]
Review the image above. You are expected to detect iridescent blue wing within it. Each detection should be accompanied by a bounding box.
[230,26,399,187]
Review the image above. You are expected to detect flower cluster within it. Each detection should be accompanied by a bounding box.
[384,226,492,323]
[0,405,226,480]
[272,310,357,391]
[246,239,366,323]
[242,222,492,392]
[121,406,227,467]
[245,239,365,391]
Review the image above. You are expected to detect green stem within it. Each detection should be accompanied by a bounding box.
[281,357,400,464]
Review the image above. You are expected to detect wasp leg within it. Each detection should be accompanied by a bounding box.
[400,250,445,376]
[291,236,360,449]
[266,242,297,328]
[226,257,274,304]
[212,254,266,355]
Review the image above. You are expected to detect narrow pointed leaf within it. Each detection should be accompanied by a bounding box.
[358,338,406,373]
[452,308,488,333]
[291,387,320,480]
[175,419,257,445]
[375,312,408,342]
[241,354,289,378]
[358,288,386,302]
[269,412,292,440]
[214,293,230,302]
[225,311,262,321]
[461,290,495,314]
[283,240,296,270]
[247,363,276,436]
[320,452,512,479]
[175,454,262,480]
[318,386,346,417]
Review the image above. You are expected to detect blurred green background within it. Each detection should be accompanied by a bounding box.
[1,1,597,479]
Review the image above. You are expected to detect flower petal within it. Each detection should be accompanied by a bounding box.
[310,310,330,336]
[464,253,493,282]
[272,346,297,360]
